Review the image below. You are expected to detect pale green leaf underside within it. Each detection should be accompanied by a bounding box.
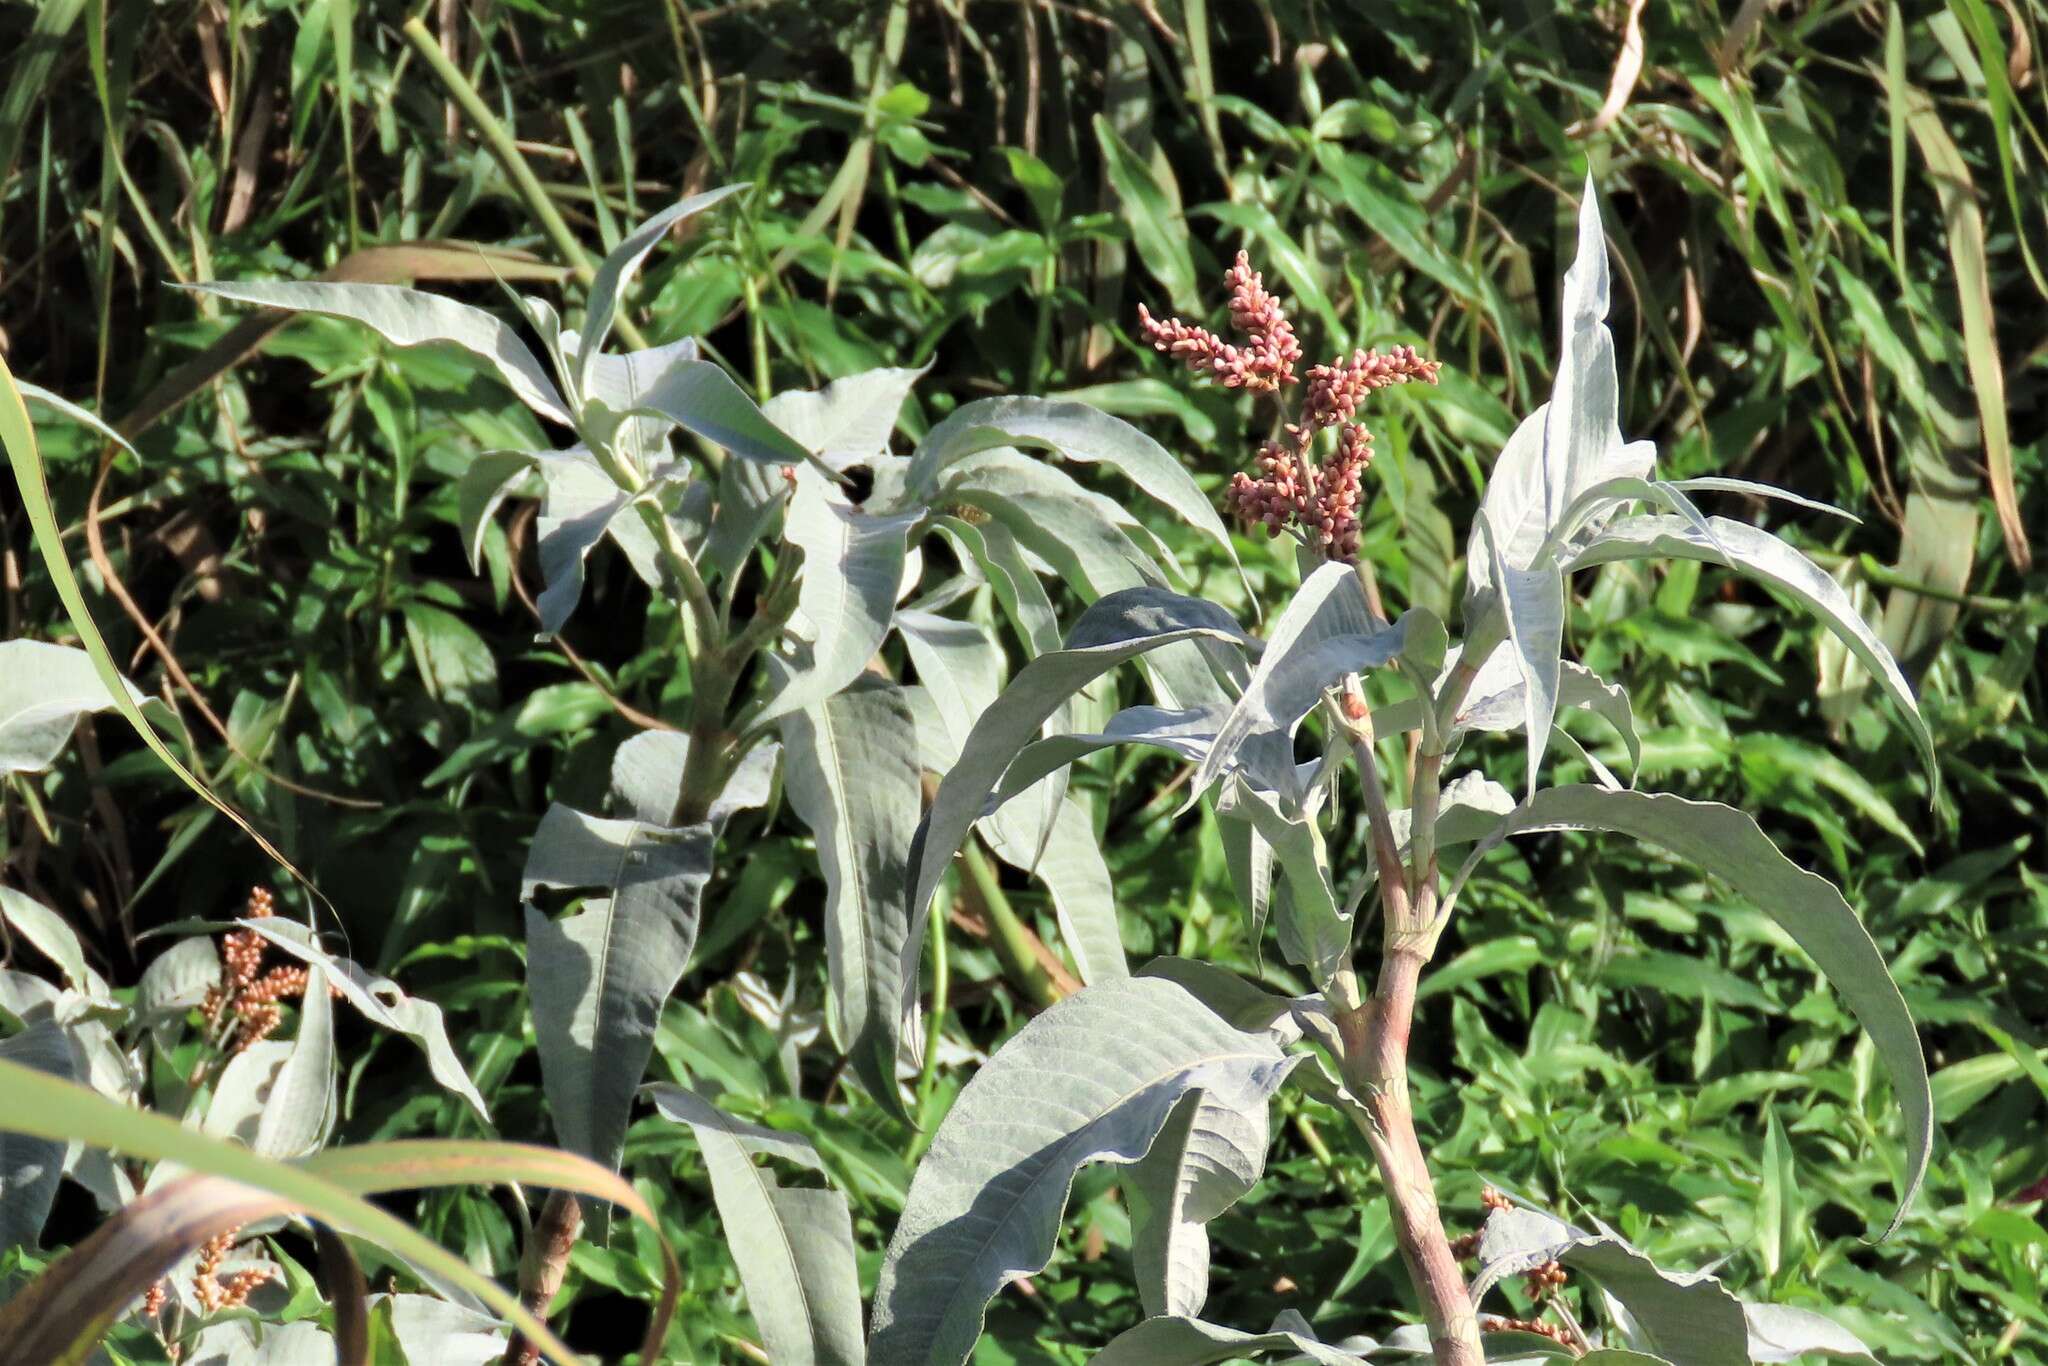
[870,976,1294,1365]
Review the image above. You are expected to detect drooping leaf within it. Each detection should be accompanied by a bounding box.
[1195,562,1429,809]
[1743,1303,1876,1362]
[1476,1206,1746,1366]
[1565,514,1935,776]
[521,807,714,1170]
[186,280,573,427]
[906,589,1255,975]
[1126,1085,1274,1319]
[1026,795,1127,985]
[529,448,659,634]
[987,705,1226,816]
[1,364,319,898]
[907,396,1241,585]
[1455,649,1641,779]
[1092,1312,1373,1366]
[1461,787,1931,1233]
[0,887,99,995]
[780,681,923,1111]
[870,976,1295,1365]
[237,920,490,1125]
[646,1084,863,1366]
[250,966,337,1158]
[456,449,539,574]
[0,1059,684,1366]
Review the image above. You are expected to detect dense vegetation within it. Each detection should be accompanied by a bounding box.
[0,0,2043,1361]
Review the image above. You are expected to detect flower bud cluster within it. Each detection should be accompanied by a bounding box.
[193,1228,272,1312]
[1137,252,1301,392]
[1141,256,1440,562]
[1524,1258,1570,1297]
[199,887,335,1054]
[1481,1316,1577,1352]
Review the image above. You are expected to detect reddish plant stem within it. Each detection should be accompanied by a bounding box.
[1329,654,1489,1365]
[1336,948,1480,1363]
[502,1189,584,1366]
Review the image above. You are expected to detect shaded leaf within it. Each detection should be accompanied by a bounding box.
[870,976,1295,1364]
[521,807,714,1170]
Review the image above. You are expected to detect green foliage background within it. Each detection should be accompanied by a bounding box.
[1,0,2043,1359]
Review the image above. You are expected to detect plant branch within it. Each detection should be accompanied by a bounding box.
[1328,666,1481,1364]
[1334,948,1481,1364]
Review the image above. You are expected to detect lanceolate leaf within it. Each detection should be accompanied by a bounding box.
[520,808,715,1170]
[759,468,923,725]
[1126,1085,1274,1319]
[646,1084,863,1366]
[987,705,1226,816]
[1468,787,1931,1233]
[907,396,1242,585]
[870,976,1296,1364]
[1195,562,1421,809]
[1474,1206,1870,1364]
[1025,796,1127,985]
[186,280,573,427]
[535,453,627,629]
[1477,509,1565,798]
[1565,514,1935,776]
[780,682,923,1112]
[931,515,1061,656]
[576,185,746,388]
[1456,648,1642,779]
[1220,777,1346,985]
[1476,1206,1746,1366]
[0,886,99,995]
[631,358,815,467]
[906,589,1255,975]
[896,611,1127,983]
[249,966,337,1158]
[765,365,926,471]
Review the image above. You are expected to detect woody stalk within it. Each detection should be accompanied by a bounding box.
[1141,259,1484,1362]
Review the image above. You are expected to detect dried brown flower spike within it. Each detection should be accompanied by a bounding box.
[1140,253,1440,561]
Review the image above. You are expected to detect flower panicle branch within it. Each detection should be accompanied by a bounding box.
[1140,251,1442,561]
